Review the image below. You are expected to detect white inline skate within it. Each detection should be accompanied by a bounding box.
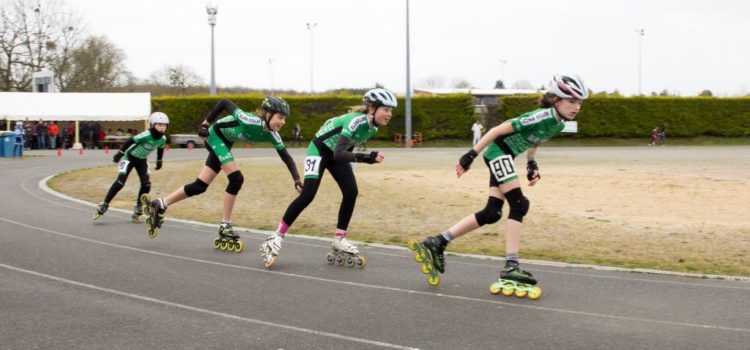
[327,237,366,269]
[259,234,283,268]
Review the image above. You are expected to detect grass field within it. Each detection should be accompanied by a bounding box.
[49,146,750,276]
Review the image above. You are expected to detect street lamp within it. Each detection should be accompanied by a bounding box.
[499,59,507,88]
[306,22,317,94]
[405,0,412,148]
[635,28,645,95]
[207,5,218,96]
[268,57,277,96]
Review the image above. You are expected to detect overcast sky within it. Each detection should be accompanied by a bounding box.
[64,0,750,96]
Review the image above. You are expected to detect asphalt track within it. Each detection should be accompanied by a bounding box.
[1,148,749,349]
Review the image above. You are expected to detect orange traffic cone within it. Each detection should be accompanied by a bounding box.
[57,148,62,157]
[78,148,83,155]
[104,146,109,154]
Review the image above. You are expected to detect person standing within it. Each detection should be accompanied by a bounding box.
[471,120,484,146]
[48,121,59,149]
[292,123,302,147]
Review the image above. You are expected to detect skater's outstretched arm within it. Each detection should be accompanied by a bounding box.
[276,148,302,192]
[113,137,135,163]
[333,136,380,164]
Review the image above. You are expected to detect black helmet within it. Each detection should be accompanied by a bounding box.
[261,96,290,116]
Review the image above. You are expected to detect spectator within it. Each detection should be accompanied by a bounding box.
[48,121,59,149]
[292,123,302,147]
[36,120,48,149]
[64,122,75,149]
[471,120,484,146]
[13,121,25,157]
[649,126,659,146]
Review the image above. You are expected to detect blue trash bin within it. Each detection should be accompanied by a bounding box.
[0,132,15,157]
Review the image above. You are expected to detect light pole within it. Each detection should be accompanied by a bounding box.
[306,22,317,94]
[206,5,218,96]
[405,0,412,148]
[268,58,277,96]
[635,28,645,95]
[499,59,507,88]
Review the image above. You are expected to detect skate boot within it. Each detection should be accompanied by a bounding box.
[141,194,165,239]
[406,236,445,286]
[259,234,283,269]
[327,237,366,269]
[489,262,542,300]
[131,202,144,223]
[212,222,244,253]
[92,203,108,221]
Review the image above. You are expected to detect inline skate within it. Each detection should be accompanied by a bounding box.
[406,236,445,286]
[92,203,108,221]
[140,194,165,239]
[326,237,366,269]
[131,202,144,223]
[212,222,244,253]
[259,234,283,268]
[489,263,542,300]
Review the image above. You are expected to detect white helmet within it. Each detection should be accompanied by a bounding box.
[363,88,398,108]
[149,112,170,125]
[547,74,588,100]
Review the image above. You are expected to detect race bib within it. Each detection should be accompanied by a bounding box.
[117,159,130,174]
[489,154,516,183]
[304,156,322,177]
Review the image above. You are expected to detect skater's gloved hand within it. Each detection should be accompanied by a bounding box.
[458,149,478,171]
[294,179,303,193]
[526,159,540,185]
[355,151,381,164]
[113,151,124,163]
[155,160,163,170]
[198,123,210,139]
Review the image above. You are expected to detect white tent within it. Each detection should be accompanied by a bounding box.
[0,92,150,121]
[0,92,151,149]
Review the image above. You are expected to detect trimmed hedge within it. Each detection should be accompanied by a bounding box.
[500,96,750,137]
[152,94,475,141]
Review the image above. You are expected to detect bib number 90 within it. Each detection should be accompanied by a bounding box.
[490,155,516,183]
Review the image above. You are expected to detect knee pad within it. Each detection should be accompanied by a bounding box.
[183,178,209,197]
[474,197,504,226]
[505,188,530,222]
[225,171,244,195]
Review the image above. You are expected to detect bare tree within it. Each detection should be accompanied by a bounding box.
[418,75,447,89]
[148,64,204,95]
[511,80,535,90]
[0,0,83,91]
[64,35,130,91]
[451,78,473,89]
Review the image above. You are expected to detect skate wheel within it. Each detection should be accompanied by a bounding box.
[414,250,427,263]
[92,213,100,221]
[147,228,158,239]
[226,241,236,251]
[356,256,366,269]
[528,286,542,300]
[421,262,434,275]
[501,284,515,297]
[346,256,355,267]
[213,237,222,249]
[335,255,345,265]
[514,288,528,298]
[489,282,503,295]
[140,194,151,207]
[427,275,440,286]
[220,240,229,250]
[233,240,244,253]
[264,256,276,269]
[406,239,419,251]
[326,253,335,264]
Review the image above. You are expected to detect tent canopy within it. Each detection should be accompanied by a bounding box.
[0,92,151,121]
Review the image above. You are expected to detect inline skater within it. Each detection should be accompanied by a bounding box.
[408,74,589,300]
[259,88,397,268]
[142,97,301,253]
[93,112,168,222]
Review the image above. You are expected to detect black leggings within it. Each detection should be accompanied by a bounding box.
[282,152,358,231]
[104,157,150,205]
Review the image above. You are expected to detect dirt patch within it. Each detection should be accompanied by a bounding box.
[50,146,750,276]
